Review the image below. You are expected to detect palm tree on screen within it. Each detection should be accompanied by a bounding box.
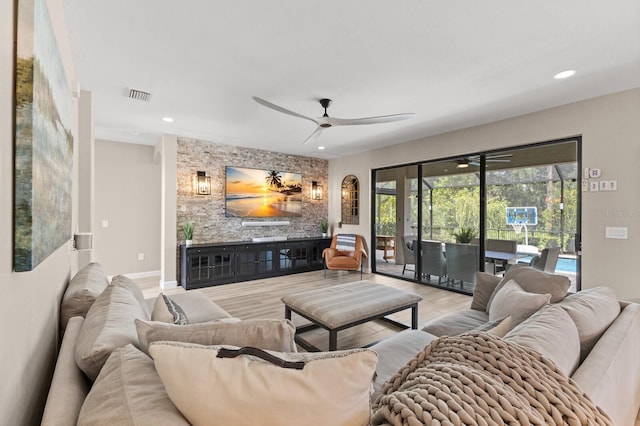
[265,171,283,190]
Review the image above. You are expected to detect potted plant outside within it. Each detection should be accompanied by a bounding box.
[320,218,329,238]
[183,220,194,246]
[452,227,476,244]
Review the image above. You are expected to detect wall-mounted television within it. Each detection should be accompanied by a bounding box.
[225,166,302,217]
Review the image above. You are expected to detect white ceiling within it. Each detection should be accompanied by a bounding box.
[62,0,640,159]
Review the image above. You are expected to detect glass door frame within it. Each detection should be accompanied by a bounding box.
[371,136,582,293]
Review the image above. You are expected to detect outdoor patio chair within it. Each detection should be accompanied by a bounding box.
[445,243,479,287]
[529,247,560,273]
[421,240,447,284]
[400,235,416,278]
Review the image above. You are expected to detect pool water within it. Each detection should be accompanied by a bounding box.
[517,256,577,273]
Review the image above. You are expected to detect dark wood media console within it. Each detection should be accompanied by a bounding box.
[179,237,332,290]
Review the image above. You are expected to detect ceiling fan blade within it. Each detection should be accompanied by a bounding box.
[486,153,513,159]
[469,161,480,166]
[328,113,415,126]
[301,127,323,146]
[252,97,318,125]
[486,159,511,163]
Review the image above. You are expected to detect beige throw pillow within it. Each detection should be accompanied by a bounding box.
[471,272,501,311]
[136,318,297,354]
[488,280,550,326]
[486,265,570,313]
[504,304,581,376]
[151,294,188,325]
[470,316,513,338]
[149,342,378,426]
[78,345,189,425]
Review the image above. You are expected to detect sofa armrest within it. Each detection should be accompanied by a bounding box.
[41,316,90,426]
[571,303,640,426]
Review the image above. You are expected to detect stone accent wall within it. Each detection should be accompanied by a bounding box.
[177,138,328,244]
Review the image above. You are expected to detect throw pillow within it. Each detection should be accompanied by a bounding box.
[75,285,150,381]
[559,286,620,361]
[78,345,190,425]
[488,280,550,326]
[60,262,109,330]
[135,318,297,355]
[469,316,513,338]
[470,272,501,311]
[149,342,378,426]
[504,304,581,376]
[485,265,570,313]
[151,294,188,325]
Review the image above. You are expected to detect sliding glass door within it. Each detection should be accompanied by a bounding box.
[372,138,580,295]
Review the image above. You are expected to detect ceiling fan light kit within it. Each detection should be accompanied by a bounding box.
[253,96,415,145]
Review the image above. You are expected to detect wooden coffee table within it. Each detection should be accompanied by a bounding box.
[281,281,422,351]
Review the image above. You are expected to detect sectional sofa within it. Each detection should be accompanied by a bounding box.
[41,262,640,425]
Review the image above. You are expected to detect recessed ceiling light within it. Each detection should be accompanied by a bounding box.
[162,117,174,123]
[553,70,576,80]
[317,146,325,150]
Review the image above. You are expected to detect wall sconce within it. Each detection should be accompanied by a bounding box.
[73,233,93,251]
[311,181,323,200]
[193,171,211,195]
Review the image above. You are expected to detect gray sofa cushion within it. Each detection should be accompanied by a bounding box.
[111,274,151,319]
[75,284,150,381]
[135,318,297,355]
[559,286,621,361]
[504,304,581,376]
[60,262,109,330]
[78,344,189,425]
[486,265,571,312]
[370,329,437,394]
[421,308,488,337]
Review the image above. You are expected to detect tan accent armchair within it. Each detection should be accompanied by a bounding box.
[322,234,368,279]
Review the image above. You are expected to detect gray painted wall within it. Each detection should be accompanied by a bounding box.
[94,140,162,276]
[1,0,78,424]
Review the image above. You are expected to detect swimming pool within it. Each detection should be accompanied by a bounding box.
[517,256,577,273]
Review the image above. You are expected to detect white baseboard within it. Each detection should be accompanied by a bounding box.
[160,280,178,289]
[116,270,162,280]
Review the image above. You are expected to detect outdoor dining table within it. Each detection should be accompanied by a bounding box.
[484,250,525,274]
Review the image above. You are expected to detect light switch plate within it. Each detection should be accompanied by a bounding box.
[581,180,588,191]
[590,181,599,192]
[101,219,109,228]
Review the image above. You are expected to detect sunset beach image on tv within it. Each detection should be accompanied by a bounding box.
[225,166,302,217]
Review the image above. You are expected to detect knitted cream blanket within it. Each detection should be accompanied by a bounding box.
[371,333,611,426]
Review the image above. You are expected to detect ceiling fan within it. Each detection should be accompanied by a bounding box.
[456,154,513,168]
[252,97,415,145]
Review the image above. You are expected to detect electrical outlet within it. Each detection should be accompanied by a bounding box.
[138,252,145,261]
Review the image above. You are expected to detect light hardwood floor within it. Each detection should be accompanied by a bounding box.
[134,270,471,352]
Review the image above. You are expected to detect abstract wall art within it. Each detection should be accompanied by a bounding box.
[14,0,74,271]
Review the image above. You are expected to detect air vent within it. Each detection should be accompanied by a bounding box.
[128,89,152,102]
